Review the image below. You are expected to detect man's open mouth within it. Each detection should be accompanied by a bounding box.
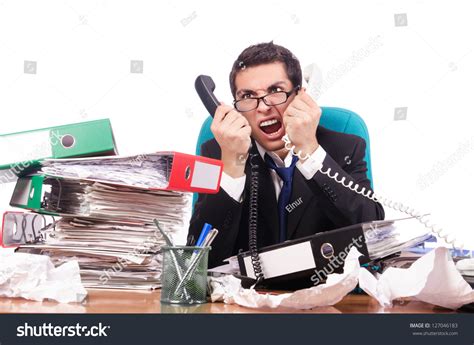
[259,118,283,138]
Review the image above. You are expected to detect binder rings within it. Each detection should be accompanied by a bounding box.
[237,217,431,289]
[0,119,117,183]
[1,211,54,248]
[9,151,223,216]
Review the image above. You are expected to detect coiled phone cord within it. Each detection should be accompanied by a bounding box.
[248,146,265,285]
[283,134,465,251]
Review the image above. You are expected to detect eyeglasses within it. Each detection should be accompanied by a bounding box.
[233,86,300,112]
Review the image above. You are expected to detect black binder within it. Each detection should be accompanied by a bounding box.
[237,222,371,290]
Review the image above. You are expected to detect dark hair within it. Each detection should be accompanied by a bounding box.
[229,41,302,98]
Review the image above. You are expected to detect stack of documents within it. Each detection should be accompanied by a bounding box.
[16,217,176,289]
[13,178,189,223]
[9,151,223,289]
[39,153,172,189]
[362,216,432,260]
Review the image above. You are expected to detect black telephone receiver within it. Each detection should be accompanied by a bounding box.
[194,75,264,287]
[195,75,220,117]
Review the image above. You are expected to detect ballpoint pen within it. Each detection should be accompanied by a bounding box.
[195,223,212,247]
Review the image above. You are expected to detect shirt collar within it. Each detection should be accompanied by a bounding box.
[254,140,294,168]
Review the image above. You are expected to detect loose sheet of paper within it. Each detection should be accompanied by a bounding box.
[359,247,474,310]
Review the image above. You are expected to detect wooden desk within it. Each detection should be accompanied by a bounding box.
[0,289,457,314]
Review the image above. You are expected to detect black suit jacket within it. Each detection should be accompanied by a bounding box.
[189,126,385,268]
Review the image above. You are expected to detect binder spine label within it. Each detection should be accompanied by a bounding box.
[190,161,221,191]
[243,241,316,279]
[0,130,52,166]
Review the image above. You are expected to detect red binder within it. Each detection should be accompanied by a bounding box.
[164,151,223,194]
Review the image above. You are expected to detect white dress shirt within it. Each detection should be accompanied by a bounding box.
[220,142,327,202]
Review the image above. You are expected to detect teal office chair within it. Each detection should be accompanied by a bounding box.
[194,106,373,208]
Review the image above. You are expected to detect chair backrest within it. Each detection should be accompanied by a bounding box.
[194,106,373,206]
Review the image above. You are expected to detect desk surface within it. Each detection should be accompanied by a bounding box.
[0,289,457,314]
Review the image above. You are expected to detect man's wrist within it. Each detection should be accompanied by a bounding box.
[297,144,327,179]
[222,151,247,178]
[299,140,319,162]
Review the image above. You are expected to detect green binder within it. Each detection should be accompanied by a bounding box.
[9,175,60,215]
[0,119,117,183]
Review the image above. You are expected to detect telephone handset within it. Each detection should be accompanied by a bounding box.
[195,75,265,286]
[195,75,220,117]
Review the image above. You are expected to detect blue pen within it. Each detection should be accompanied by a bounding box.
[195,223,212,247]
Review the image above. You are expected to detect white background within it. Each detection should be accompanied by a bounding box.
[1,0,473,251]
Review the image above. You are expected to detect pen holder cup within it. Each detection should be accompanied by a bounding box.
[161,245,211,304]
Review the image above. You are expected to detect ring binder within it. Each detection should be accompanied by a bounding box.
[0,119,117,183]
[237,217,431,289]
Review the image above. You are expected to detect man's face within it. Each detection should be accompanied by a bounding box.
[234,62,297,152]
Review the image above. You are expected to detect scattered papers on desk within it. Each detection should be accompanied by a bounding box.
[209,247,474,310]
[359,247,474,310]
[209,246,362,309]
[0,251,86,303]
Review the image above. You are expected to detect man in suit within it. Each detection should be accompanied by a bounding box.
[189,42,384,268]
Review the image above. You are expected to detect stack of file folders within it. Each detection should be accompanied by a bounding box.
[1,120,223,290]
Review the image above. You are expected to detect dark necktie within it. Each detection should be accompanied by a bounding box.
[264,153,298,243]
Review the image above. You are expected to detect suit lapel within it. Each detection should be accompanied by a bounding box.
[286,169,314,239]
